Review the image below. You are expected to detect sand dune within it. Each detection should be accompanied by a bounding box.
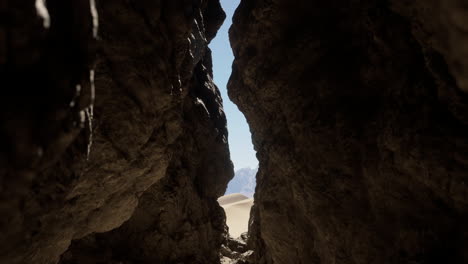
[218,193,249,206]
[218,193,254,238]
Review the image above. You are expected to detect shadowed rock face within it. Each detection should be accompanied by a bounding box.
[0,0,232,263]
[3,0,468,263]
[229,0,468,263]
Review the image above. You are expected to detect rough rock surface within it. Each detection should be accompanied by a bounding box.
[229,0,468,263]
[0,0,232,263]
[220,233,253,264]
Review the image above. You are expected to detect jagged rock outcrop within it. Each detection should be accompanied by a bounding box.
[220,233,253,264]
[229,0,468,263]
[0,0,232,263]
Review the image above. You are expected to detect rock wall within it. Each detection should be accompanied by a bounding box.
[0,0,232,263]
[229,0,468,263]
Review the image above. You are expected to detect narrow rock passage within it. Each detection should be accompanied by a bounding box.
[2,0,468,264]
[209,1,258,262]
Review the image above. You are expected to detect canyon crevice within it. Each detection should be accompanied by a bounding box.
[229,0,468,263]
[2,0,468,264]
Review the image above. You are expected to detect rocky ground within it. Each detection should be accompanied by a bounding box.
[220,233,254,264]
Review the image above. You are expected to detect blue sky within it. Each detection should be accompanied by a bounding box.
[209,0,258,170]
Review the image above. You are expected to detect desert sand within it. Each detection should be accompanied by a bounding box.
[218,193,254,238]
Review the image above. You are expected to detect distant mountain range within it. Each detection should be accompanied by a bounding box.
[225,167,257,197]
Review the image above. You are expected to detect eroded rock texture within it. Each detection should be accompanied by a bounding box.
[229,0,468,263]
[0,0,232,263]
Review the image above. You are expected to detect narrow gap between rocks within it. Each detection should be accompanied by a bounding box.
[209,1,257,261]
